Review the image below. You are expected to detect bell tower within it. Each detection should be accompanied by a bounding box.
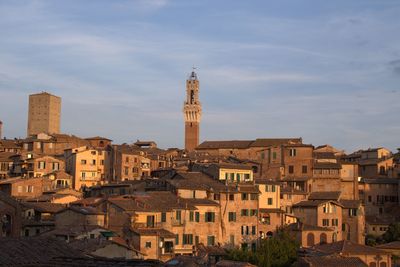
[183,69,202,151]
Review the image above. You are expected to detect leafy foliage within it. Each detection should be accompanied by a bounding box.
[383,222,400,243]
[226,229,300,267]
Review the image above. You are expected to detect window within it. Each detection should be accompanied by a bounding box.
[90,234,95,239]
[236,173,241,182]
[271,185,276,192]
[322,219,329,226]
[241,209,249,216]
[161,212,166,223]
[252,226,256,235]
[250,209,258,216]
[81,159,87,165]
[175,234,179,245]
[124,167,129,175]
[267,198,273,205]
[52,162,59,170]
[332,219,339,226]
[176,210,181,222]
[205,212,215,222]
[100,160,104,165]
[229,194,235,201]
[289,148,296,157]
[92,159,96,165]
[241,193,248,200]
[195,236,199,244]
[37,161,46,169]
[146,215,155,228]
[81,172,86,179]
[189,211,194,222]
[91,151,96,155]
[302,165,307,174]
[145,241,151,248]
[230,173,234,181]
[125,157,129,163]
[195,212,200,222]
[288,165,295,174]
[207,236,215,246]
[228,212,236,222]
[183,234,193,245]
[27,185,34,193]
[244,173,250,181]
[214,194,220,200]
[250,194,258,200]
[368,196,372,202]
[272,152,277,159]
[349,208,357,216]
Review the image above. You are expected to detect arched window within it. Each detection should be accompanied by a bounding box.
[380,262,387,267]
[307,233,315,246]
[369,263,376,267]
[320,233,327,244]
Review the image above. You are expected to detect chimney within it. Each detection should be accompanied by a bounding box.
[0,120,2,139]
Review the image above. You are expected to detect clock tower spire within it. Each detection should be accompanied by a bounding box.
[183,68,202,151]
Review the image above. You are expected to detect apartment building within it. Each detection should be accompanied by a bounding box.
[65,146,111,190]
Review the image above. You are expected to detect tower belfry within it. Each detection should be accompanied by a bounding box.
[183,69,202,151]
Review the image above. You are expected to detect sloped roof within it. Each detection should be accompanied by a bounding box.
[107,191,195,212]
[308,191,341,201]
[59,206,104,215]
[314,152,337,159]
[85,136,112,141]
[376,241,400,250]
[22,202,66,213]
[298,255,367,267]
[0,237,82,266]
[340,200,362,209]
[131,228,175,238]
[250,138,302,147]
[312,240,390,255]
[293,200,343,208]
[197,140,254,149]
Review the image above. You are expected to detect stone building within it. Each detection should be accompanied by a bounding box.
[183,70,202,152]
[21,133,90,156]
[27,92,61,136]
[65,146,112,190]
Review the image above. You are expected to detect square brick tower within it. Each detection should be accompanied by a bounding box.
[183,70,202,151]
[27,92,61,136]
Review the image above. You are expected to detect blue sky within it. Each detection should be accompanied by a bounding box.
[0,0,399,152]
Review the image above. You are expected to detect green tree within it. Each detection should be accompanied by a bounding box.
[383,222,400,243]
[226,229,300,267]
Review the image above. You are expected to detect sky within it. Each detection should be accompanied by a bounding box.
[0,0,399,152]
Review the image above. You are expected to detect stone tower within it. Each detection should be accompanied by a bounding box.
[27,92,61,136]
[183,70,202,151]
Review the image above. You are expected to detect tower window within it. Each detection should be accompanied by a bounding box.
[190,90,195,103]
